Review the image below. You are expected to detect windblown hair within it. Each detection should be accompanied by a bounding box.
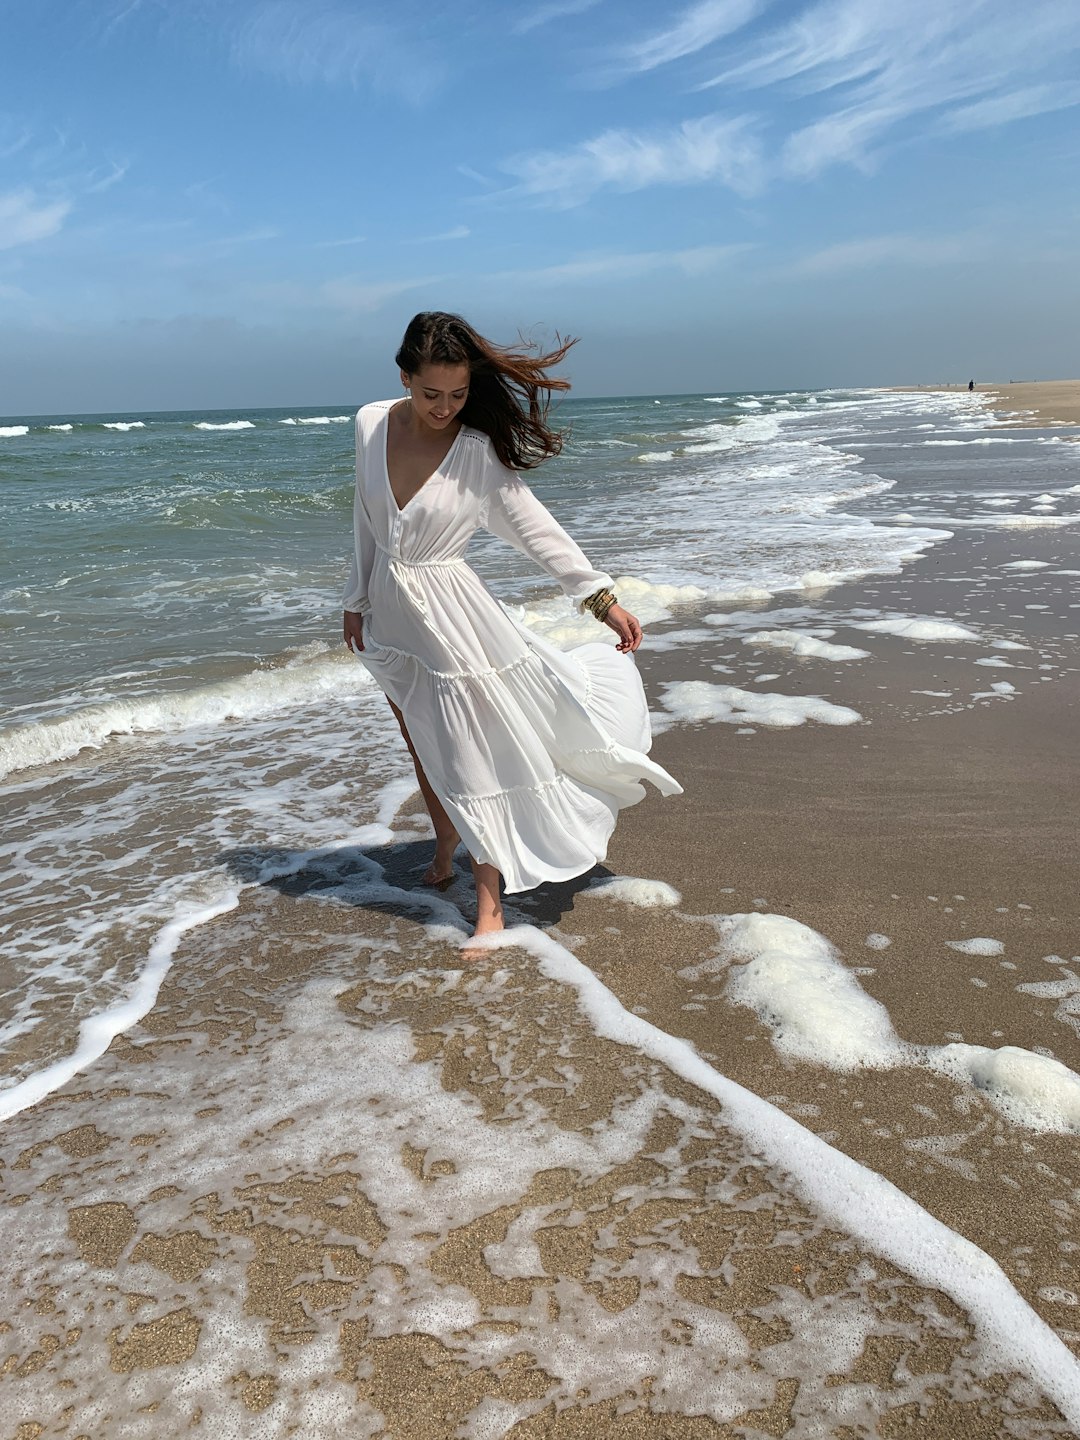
[395,311,576,471]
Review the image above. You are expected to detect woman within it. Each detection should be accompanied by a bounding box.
[343,312,680,938]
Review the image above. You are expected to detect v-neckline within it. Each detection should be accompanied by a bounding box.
[383,400,464,514]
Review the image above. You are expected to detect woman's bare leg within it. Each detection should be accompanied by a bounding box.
[387,699,459,882]
[470,859,504,936]
[388,700,505,936]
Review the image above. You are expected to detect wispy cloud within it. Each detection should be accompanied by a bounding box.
[0,122,33,161]
[502,113,762,207]
[699,0,1080,177]
[944,82,1080,134]
[314,233,367,249]
[496,243,751,286]
[230,2,444,102]
[606,0,764,78]
[514,0,603,34]
[158,227,279,269]
[406,225,470,244]
[248,272,440,315]
[458,164,496,189]
[85,161,130,195]
[0,190,72,251]
[789,232,975,276]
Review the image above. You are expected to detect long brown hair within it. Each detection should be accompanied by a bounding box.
[395,311,576,470]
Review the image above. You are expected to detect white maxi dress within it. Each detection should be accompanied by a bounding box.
[344,399,682,893]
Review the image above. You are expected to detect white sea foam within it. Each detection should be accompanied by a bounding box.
[102,420,146,430]
[689,914,903,1069]
[998,515,1075,528]
[742,629,870,661]
[946,938,1005,956]
[280,414,352,425]
[46,422,73,430]
[1017,972,1080,1041]
[0,652,375,780]
[683,911,1080,1138]
[483,925,1080,1426]
[583,876,682,907]
[0,892,239,1124]
[1001,560,1051,569]
[928,1046,1080,1134]
[853,615,982,642]
[7,918,1079,1434]
[0,425,29,437]
[193,419,255,430]
[658,680,861,730]
[866,934,892,950]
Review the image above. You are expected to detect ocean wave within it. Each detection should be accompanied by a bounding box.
[46,423,74,431]
[0,426,29,438]
[193,420,255,431]
[102,421,146,431]
[279,415,352,426]
[0,653,374,780]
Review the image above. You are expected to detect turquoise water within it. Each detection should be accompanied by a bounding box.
[2,390,922,730]
[2,385,1077,1118]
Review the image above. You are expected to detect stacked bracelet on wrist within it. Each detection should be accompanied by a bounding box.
[583,587,617,623]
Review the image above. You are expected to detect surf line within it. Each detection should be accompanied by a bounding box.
[469,923,1080,1427]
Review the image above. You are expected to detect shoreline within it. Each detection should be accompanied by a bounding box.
[894,378,1080,427]
[2,391,1079,1433]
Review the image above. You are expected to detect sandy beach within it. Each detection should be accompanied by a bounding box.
[2,387,1079,1436]
[898,379,1080,427]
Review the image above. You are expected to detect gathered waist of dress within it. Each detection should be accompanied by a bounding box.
[374,543,468,570]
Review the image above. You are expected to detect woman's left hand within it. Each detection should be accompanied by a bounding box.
[604,603,643,653]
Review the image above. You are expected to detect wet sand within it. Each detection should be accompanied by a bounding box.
[897,380,1080,427]
[2,416,1080,1433]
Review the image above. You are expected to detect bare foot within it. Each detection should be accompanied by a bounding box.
[423,838,459,888]
[471,910,504,938]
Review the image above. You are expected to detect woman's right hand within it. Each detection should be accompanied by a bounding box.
[343,610,365,653]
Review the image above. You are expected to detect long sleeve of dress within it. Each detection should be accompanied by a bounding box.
[481,463,613,607]
[343,417,376,616]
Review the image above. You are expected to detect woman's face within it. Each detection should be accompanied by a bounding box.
[402,362,470,432]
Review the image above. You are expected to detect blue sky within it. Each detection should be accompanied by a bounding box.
[2,0,1079,411]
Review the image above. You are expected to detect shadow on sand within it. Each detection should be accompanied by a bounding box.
[217,838,613,930]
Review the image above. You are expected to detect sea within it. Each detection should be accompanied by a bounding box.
[4,388,1080,1434]
[1,387,1077,1118]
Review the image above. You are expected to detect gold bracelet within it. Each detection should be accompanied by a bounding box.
[583,587,616,621]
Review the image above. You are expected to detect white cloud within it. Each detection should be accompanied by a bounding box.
[407,225,470,244]
[250,273,440,315]
[503,113,763,207]
[701,0,1080,177]
[609,0,764,76]
[514,0,603,34]
[944,82,1080,133]
[0,190,71,251]
[85,161,130,195]
[497,243,750,287]
[230,1,444,101]
[314,233,368,249]
[790,233,974,276]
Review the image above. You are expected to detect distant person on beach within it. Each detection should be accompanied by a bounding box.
[968,379,975,391]
[342,311,680,938]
